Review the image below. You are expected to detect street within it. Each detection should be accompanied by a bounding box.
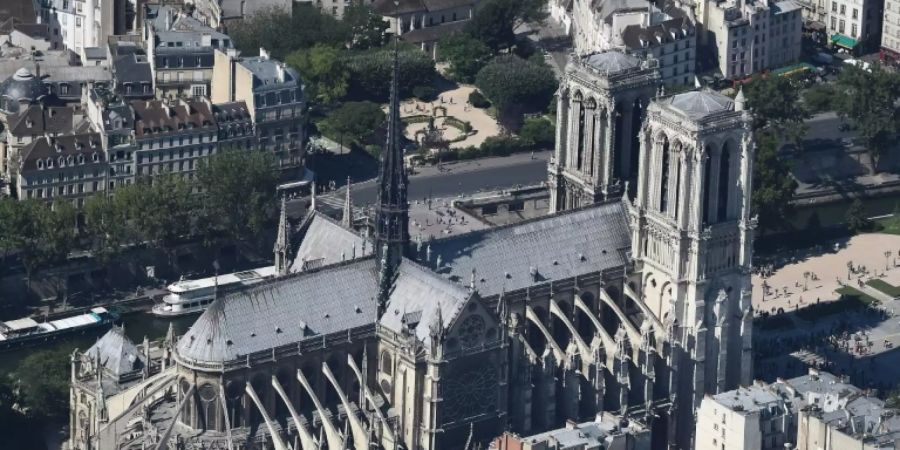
[288,151,550,215]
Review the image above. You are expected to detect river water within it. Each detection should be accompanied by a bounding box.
[0,312,197,374]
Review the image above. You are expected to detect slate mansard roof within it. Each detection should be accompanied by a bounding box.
[176,258,380,365]
[425,200,632,297]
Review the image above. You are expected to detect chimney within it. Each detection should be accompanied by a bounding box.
[165,8,174,30]
[565,419,577,430]
[201,33,212,47]
[276,62,285,83]
[259,47,269,61]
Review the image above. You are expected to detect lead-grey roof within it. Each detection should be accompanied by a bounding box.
[239,57,300,87]
[423,201,631,297]
[664,90,734,120]
[85,326,144,377]
[290,213,373,273]
[584,52,640,73]
[379,259,474,349]
[177,258,379,364]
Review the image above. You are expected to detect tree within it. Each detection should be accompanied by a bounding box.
[286,45,350,104]
[133,175,194,257]
[752,131,798,232]
[519,117,555,149]
[344,46,436,100]
[437,34,493,83]
[228,5,350,59]
[318,101,387,150]
[475,55,556,129]
[465,0,546,51]
[16,347,70,420]
[83,190,137,262]
[803,84,836,114]
[743,75,809,142]
[196,149,278,243]
[344,4,388,50]
[846,198,871,234]
[832,64,900,170]
[15,200,77,281]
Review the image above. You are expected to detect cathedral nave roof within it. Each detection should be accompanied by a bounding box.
[176,258,379,365]
[423,200,631,297]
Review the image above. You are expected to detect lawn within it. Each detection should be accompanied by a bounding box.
[796,286,878,321]
[866,279,900,298]
[873,216,900,235]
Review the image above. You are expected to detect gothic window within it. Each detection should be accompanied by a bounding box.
[659,136,671,213]
[458,315,485,348]
[577,103,586,171]
[717,144,731,222]
[673,152,683,219]
[702,152,712,224]
[198,384,218,430]
[442,362,498,424]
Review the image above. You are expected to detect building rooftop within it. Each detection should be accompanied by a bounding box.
[663,90,735,120]
[131,99,216,138]
[84,327,145,377]
[425,200,631,297]
[176,258,379,365]
[379,260,476,349]
[19,132,104,172]
[517,413,650,448]
[583,51,641,73]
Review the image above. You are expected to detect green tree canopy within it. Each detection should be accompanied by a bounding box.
[846,198,871,233]
[831,64,900,170]
[319,101,387,149]
[465,0,546,51]
[475,55,556,129]
[519,117,555,149]
[752,131,798,232]
[286,45,350,104]
[344,46,436,100]
[196,150,278,243]
[16,347,70,420]
[344,4,389,50]
[437,33,493,83]
[803,84,836,114]
[743,75,809,141]
[228,5,350,59]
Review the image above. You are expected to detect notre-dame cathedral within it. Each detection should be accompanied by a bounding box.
[68,50,755,450]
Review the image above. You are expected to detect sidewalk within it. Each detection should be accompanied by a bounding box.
[411,150,550,179]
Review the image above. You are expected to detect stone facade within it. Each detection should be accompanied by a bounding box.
[548,52,661,211]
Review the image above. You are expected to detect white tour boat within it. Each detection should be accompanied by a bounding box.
[150,266,278,317]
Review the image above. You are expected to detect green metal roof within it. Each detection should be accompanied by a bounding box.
[772,63,816,76]
[830,34,859,48]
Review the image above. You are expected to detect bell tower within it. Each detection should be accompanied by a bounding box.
[628,90,755,449]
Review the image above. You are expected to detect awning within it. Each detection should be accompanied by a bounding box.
[772,63,816,77]
[831,34,859,49]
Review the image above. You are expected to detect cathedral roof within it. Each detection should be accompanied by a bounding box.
[380,260,474,349]
[663,90,734,120]
[583,52,640,74]
[176,258,379,365]
[85,326,144,377]
[290,212,372,273]
[424,200,631,297]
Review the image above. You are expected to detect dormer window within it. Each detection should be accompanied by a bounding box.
[77,154,84,164]
[66,155,74,165]
[92,153,99,162]
[57,156,65,167]
[46,158,53,168]
[37,160,44,169]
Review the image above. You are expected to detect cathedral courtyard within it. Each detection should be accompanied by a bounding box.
[753,233,900,390]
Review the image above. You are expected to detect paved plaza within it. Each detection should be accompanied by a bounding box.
[753,233,900,391]
[753,233,900,314]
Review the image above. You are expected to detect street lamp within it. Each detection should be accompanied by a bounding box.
[885,250,892,271]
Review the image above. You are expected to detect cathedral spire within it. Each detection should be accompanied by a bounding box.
[374,29,409,276]
[275,195,290,275]
[342,176,353,228]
